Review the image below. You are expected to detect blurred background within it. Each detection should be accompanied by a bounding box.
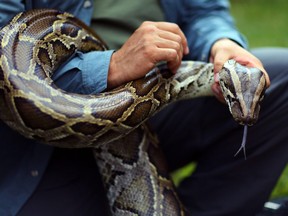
[173,0,288,200]
[230,0,288,47]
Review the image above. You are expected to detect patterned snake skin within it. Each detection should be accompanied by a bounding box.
[0,9,266,215]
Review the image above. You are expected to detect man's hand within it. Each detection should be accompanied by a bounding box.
[107,21,189,89]
[210,38,270,102]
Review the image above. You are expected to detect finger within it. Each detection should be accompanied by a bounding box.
[151,48,180,73]
[212,52,231,84]
[213,52,230,74]
[155,38,183,63]
[156,39,183,67]
[154,22,189,55]
[167,56,181,73]
[158,30,184,55]
[211,83,225,103]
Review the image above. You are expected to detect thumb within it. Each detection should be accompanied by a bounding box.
[211,52,230,82]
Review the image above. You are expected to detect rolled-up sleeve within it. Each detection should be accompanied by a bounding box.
[52,50,114,94]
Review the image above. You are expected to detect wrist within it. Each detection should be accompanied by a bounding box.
[211,38,232,58]
[107,52,123,89]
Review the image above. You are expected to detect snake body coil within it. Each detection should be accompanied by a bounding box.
[0,9,266,215]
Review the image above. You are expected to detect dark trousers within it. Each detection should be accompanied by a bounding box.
[150,47,288,216]
[18,48,288,216]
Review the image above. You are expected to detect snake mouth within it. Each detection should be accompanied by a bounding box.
[231,103,260,126]
[235,115,257,126]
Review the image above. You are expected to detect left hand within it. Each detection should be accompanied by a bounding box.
[107,21,189,89]
[210,38,270,102]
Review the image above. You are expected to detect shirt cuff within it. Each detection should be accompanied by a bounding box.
[53,50,114,94]
[81,50,114,93]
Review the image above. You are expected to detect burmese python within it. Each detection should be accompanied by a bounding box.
[0,9,266,215]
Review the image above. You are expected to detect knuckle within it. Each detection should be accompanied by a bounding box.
[174,35,182,44]
[215,61,223,67]
[140,22,157,33]
[167,49,178,60]
[170,23,180,31]
[214,61,224,70]
[142,21,153,26]
[173,41,181,50]
[142,44,154,58]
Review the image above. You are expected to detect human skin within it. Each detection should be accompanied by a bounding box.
[107,21,189,88]
[107,21,270,101]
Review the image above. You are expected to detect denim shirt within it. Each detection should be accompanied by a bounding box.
[0,0,247,215]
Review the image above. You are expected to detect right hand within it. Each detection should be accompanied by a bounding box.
[107,21,189,89]
[210,38,270,103]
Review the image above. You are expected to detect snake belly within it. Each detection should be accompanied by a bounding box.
[0,9,266,216]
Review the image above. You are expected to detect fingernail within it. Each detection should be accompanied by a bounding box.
[214,72,219,82]
[185,46,189,55]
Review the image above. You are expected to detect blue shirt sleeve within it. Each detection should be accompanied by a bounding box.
[58,0,248,95]
[52,50,114,94]
[162,0,248,62]
[0,1,24,25]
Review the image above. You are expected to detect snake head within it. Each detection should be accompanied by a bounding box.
[219,59,266,126]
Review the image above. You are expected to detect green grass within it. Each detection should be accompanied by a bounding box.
[230,0,288,47]
[172,0,288,200]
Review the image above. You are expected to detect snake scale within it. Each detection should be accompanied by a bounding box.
[0,9,266,215]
